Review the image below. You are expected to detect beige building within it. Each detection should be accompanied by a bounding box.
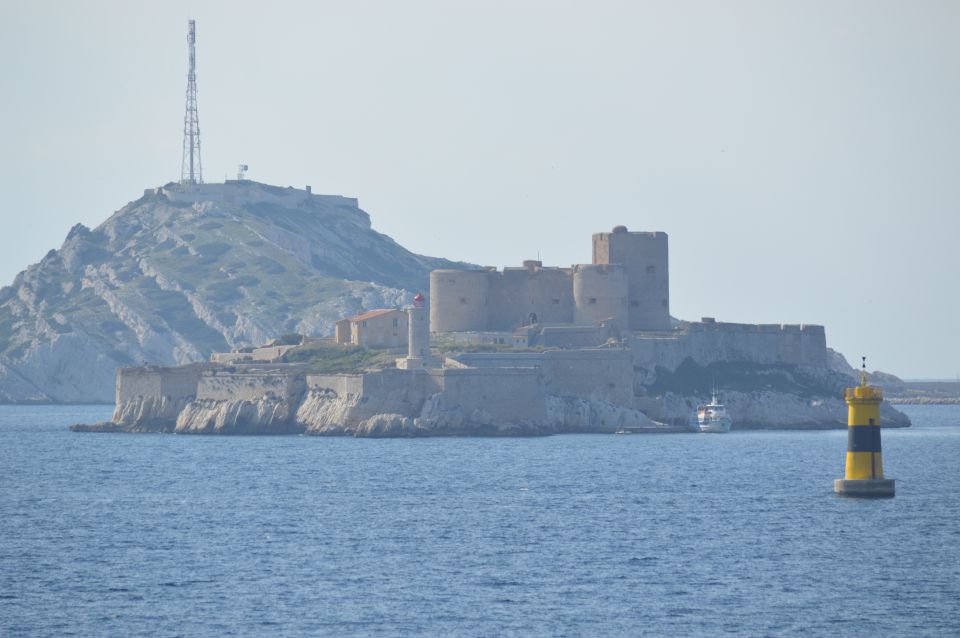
[335,309,408,348]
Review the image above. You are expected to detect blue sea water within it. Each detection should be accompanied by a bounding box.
[1,404,959,637]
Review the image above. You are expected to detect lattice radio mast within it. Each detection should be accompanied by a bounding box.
[180,20,203,185]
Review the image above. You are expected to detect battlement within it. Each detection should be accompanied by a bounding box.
[689,320,826,336]
[115,363,211,404]
[629,319,828,369]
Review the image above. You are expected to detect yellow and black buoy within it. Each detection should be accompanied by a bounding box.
[834,357,895,498]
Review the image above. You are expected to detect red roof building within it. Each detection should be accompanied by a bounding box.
[334,308,408,348]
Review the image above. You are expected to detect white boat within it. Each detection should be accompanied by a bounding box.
[693,392,733,433]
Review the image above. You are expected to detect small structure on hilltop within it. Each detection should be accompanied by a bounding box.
[335,309,408,348]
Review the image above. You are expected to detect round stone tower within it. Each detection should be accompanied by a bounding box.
[429,269,490,333]
[572,264,629,326]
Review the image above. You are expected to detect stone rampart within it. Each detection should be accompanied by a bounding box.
[449,349,633,406]
[306,374,364,399]
[197,371,306,402]
[488,267,573,330]
[541,350,634,405]
[111,363,209,428]
[428,367,546,424]
[629,321,827,370]
[116,364,208,404]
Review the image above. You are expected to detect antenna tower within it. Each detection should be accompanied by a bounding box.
[180,20,203,185]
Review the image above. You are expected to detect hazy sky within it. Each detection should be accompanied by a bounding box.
[1,0,958,378]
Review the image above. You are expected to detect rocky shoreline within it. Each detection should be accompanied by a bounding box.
[68,342,916,438]
[71,391,672,437]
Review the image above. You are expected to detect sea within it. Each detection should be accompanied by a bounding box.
[1,404,959,637]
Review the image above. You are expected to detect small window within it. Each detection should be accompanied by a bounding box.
[631,301,639,307]
[459,297,468,304]
[392,318,399,328]
[662,299,668,307]
[552,298,560,305]
[589,298,597,304]
[646,265,656,274]
[361,320,368,327]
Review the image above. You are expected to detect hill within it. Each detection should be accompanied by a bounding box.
[0,181,466,403]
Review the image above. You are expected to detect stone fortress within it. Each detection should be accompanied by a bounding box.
[430,227,670,333]
[430,226,827,370]
[77,215,876,438]
[66,14,889,435]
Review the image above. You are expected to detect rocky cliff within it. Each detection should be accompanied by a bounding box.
[74,390,662,437]
[634,357,911,428]
[0,181,467,403]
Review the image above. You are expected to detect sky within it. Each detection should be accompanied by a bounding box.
[0,0,958,378]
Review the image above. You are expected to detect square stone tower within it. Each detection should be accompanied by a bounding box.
[592,226,670,330]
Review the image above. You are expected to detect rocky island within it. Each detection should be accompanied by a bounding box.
[52,180,908,436]
[0,180,465,403]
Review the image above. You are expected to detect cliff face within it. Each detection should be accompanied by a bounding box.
[77,391,661,437]
[634,358,912,428]
[0,182,466,403]
[71,363,669,437]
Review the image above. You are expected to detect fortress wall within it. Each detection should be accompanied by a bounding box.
[593,229,670,330]
[429,367,546,423]
[488,269,529,330]
[116,364,206,404]
[430,270,489,333]
[628,322,829,370]
[539,325,607,348]
[306,374,364,398]
[158,364,207,399]
[524,269,575,326]
[572,264,628,326]
[541,350,634,405]
[112,364,207,427]
[449,350,633,406]
[487,268,573,330]
[116,367,162,403]
[197,372,306,402]
[353,369,433,421]
[361,368,435,401]
[302,370,430,425]
[798,325,827,366]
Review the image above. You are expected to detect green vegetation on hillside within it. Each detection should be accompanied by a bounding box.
[282,342,397,374]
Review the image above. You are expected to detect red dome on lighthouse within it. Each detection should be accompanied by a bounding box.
[413,293,425,307]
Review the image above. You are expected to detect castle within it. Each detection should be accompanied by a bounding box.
[430,226,670,334]
[429,225,828,370]
[81,211,836,437]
